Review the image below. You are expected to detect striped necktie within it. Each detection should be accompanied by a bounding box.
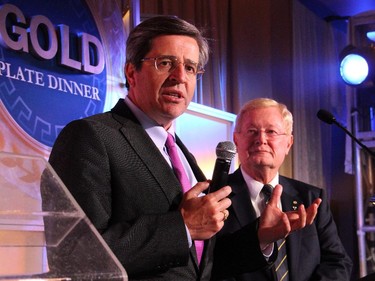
[165,133,204,264]
[275,238,289,281]
[261,184,289,281]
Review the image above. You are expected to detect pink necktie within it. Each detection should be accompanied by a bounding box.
[165,133,204,264]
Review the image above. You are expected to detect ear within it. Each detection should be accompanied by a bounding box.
[125,63,136,88]
[233,132,239,146]
[285,135,294,155]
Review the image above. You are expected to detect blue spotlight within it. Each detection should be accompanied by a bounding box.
[340,54,369,85]
[367,31,375,42]
[339,45,375,87]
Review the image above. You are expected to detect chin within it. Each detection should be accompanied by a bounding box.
[171,105,187,116]
[251,157,272,166]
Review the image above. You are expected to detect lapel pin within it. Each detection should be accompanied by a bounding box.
[292,200,298,210]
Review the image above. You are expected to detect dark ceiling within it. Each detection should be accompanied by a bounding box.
[322,0,375,17]
[300,0,375,19]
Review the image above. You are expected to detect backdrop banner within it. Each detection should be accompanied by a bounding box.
[0,0,127,158]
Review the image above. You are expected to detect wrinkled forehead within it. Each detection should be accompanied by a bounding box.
[242,107,286,128]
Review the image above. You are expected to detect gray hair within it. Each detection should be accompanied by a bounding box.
[235,98,293,135]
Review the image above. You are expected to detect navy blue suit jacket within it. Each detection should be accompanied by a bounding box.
[212,168,352,281]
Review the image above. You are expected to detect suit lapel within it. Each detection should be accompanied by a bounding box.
[228,169,257,227]
[111,100,183,206]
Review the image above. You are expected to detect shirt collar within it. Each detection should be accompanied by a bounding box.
[240,166,279,201]
[124,96,176,150]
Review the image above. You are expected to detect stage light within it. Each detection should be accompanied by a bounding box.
[339,45,375,87]
[367,31,375,42]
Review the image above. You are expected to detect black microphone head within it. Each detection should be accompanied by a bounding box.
[317,109,336,125]
[216,141,236,160]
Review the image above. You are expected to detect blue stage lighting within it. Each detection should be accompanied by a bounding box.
[367,31,375,42]
[340,54,369,85]
[339,45,375,87]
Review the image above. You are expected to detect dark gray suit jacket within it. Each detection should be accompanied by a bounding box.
[212,168,352,281]
[49,99,212,280]
[48,99,270,280]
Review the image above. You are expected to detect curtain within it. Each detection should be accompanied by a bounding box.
[292,1,348,190]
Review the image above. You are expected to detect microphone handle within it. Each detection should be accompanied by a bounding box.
[333,121,375,158]
[208,159,231,193]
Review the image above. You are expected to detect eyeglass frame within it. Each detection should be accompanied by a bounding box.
[141,55,205,80]
[240,128,289,140]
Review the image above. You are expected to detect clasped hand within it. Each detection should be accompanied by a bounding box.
[179,181,232,240]
[258,184,322,246]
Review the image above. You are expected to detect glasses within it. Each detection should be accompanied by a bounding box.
[243,128,288,140]
[141,56,205,80]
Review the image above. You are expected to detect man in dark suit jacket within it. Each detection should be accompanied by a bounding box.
[49,17,299,280]
[212,98,352,281]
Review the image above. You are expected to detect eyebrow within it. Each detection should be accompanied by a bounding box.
[159,55,198,65]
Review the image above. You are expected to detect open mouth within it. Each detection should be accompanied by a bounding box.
[164,92,183,99]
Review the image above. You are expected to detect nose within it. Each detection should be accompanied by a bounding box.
[255,131,268,145]
[168,63,188,83]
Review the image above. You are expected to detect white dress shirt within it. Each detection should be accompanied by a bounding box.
[240,166,280,257]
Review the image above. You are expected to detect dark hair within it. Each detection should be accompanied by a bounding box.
[126,15,209,71]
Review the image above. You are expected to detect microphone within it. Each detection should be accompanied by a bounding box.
[316,109,336,125]
[317,109,375,157]
[208,141,237,193]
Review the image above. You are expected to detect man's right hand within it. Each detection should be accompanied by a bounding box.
[257,184,321,247]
